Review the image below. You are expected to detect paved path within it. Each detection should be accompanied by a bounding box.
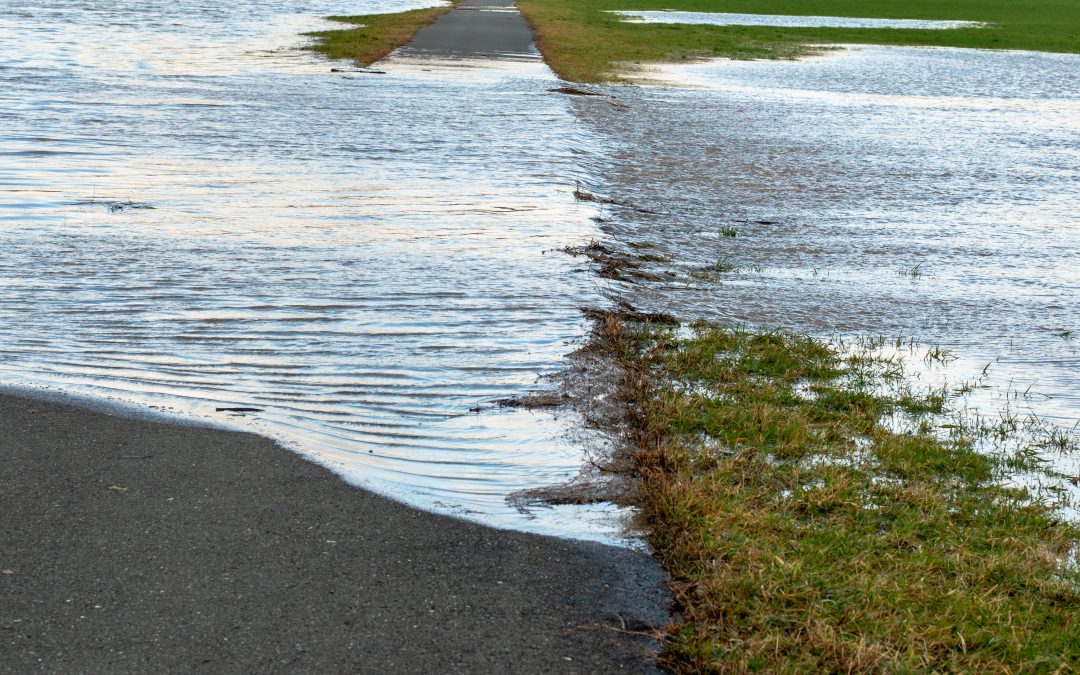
[395,0,539,61]
[0,5,668,672]
[0,393,667,673]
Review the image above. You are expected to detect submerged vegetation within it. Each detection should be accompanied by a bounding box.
[305,5,454,67]
[593,316,1080,671]
[516,0,1080,81]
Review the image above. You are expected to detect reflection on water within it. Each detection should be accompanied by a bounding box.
[0,1,631,541]
[6,1,1079,541]
[573,44,1080,476]
[612,11,984,30]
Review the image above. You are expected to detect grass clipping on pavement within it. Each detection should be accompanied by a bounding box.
[600,316,1080,671]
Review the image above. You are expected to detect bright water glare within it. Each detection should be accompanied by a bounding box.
[0,1,631,541]
[612,11,985,30]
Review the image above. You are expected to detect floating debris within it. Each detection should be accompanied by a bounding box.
[550,86,602,96]
[562,241,673,282]
[494,393,571,409]
[581,305,679,325]
[330,68,386,74]
[69,199,156,213]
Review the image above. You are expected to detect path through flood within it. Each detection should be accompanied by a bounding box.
[0,1,631,541]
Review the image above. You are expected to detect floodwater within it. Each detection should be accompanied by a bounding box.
[3,0,1079,540]
[571,44,1080,481]
[0,1,631,541]
[612,11,984,30]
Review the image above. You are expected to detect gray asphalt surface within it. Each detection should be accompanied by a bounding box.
[0,393,668,673]
[396,0,539,60]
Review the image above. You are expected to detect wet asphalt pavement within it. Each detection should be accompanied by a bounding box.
[397,0,539,60]
[0,393,668,672]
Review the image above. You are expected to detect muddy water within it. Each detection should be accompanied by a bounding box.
[0,2,636,541]
[572,44,1080,476]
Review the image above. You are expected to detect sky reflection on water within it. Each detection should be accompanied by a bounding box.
[0,1,634,542]
[3,1,1078,540]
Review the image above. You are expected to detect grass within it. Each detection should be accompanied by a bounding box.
[516,0,1080,82]
[690,261,741,280]
[899,262,926,279]
[595,316,1080,671]
[305,5,456,67]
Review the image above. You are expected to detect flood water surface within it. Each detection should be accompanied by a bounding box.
[0,2,630,540]
[573,44,1080,480]
[5,2,1079,540]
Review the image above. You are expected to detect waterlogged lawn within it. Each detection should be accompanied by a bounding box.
[516,0,1080,81]
[604,318,1080,671]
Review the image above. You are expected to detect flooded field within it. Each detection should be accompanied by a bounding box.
[3,0,1078,541]
[0,1,630,540]
[572,44,1080,484]
[612,11,985,30]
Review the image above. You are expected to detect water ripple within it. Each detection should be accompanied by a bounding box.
[0,1,629,541]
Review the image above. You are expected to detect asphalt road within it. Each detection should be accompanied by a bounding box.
[396,0,539,61]
[0,393,668,673]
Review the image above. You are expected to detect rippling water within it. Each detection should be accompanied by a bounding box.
[0,1,634,541]
[5,1,1079,540]
[573,44,1080,474]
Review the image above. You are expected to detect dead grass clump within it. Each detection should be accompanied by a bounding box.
[494,393,570,409]
[563,241,675,283]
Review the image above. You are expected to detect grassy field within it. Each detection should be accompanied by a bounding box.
[594,316,1080,671]
[306,5,455,67]
[516,0,1080,81]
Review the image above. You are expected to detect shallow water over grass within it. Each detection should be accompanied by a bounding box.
[0,1,635,541]
[612,11,985,30]
[573,44,1080,473]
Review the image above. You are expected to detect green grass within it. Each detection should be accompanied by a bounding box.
[598,317,1080,672]
[305,5,455,67]
[516,0,1080,82]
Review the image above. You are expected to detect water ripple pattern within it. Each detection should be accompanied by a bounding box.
[575,45,1080,425]
[0,1,626,540]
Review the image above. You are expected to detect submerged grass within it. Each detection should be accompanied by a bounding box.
[599,318,1080,671]
[305,5,455,67]
[516,0,1080,82]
